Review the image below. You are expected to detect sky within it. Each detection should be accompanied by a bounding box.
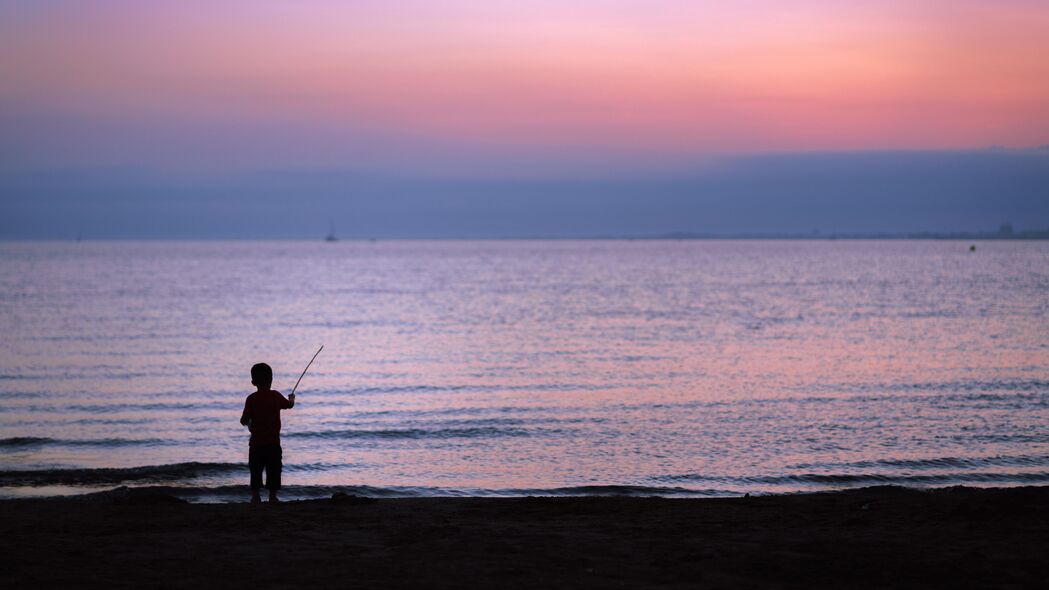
[1,0,1048,238]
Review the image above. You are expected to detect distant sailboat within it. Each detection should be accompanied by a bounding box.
[325,221,338,242]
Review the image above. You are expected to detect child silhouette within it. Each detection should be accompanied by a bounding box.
[240,363,295,503]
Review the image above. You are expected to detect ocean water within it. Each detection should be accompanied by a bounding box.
[0,240,1047,501]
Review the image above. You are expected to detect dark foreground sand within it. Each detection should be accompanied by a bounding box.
[2,486,1047,589]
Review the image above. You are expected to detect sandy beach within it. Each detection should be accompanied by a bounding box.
[2,485,1047,588]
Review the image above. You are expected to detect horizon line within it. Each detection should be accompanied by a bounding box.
[5,229,1048,243]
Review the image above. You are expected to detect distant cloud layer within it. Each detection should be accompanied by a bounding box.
[3,151,1047,238]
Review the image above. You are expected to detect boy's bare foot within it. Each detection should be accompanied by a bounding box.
[269,494,280,503]
[251,493,262,504]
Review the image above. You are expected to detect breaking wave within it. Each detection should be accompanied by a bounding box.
[659,471,1049,486]
[0,462,243,486]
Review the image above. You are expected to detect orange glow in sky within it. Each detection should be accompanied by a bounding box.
[2,0,1048,163]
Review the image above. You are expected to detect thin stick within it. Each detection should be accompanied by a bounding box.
[290,345,324,396]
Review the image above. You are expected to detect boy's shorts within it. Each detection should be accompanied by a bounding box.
[248,444,282,490]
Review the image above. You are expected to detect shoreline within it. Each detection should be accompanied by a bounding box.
[5,478,1049,503]
[4,485,1047,588]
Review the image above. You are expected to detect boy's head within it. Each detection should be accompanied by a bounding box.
[251,363,273,390]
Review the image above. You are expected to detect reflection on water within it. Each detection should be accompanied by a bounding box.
[0,240,1046,499]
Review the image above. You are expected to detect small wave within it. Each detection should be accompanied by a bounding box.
[287,426,543,440]
[0,462,243,486]
[279,319,416,329]
[0,437,53,447]
[508,485,719,497]
[953,432,1049,445]
[0,391,47,399]
[660,471,1049,486]
[0,436,170,448]
[0,483,736,502]
[0,402,238,414]
[809,378,1049,396]
[271,382,616,400]
[790,454,1049,471]
[79,484,454,500]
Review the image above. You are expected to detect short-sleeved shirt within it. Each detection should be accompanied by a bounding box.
[242,390,292,446]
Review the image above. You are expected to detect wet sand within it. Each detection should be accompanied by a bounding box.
[2,486,1047,588]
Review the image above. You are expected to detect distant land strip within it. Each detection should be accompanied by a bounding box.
[643,227,1049,240]
[9,226,1049,241]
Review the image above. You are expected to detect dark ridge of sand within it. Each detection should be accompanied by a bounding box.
[2,486,1047,589]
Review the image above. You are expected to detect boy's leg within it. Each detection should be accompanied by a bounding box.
[265,445,282,502]
[248,446,264,503]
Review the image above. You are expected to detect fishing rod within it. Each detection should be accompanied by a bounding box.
[290,345,324,397]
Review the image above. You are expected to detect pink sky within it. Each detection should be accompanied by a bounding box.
[2,0,1048,170]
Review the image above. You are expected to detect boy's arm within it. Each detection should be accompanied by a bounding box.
[240,398,251,426]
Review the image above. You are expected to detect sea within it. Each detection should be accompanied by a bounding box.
[1,240,1047,501]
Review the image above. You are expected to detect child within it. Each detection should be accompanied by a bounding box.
[240,363,295,503]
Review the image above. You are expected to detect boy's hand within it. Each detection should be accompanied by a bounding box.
[289,393,296,402]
